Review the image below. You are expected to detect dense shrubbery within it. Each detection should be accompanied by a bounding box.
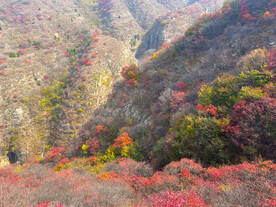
[237,48,268,72]
[144,46,275,168]
[1,159,275,206]
[239,70,273,88]
[121,64,140,80]
[168,116,230,165]
[72,45,275,170]
[225,98,276,160]
[2,0,275,205]
[198,74,240,109]
[139,191,207,207]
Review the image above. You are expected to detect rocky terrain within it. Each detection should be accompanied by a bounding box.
[136,0,225,59]
[0,0,137,162]
[0,0,226,164]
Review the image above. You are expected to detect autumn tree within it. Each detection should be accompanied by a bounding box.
[225,98,276,160]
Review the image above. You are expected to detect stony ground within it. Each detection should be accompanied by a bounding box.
[0,0,136,162]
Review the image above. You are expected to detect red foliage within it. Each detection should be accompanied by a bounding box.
[197,104,219,117]
[95,125,104,134]
[88,156,97,163]
[180,168,191,179]
[110,158,154,178]
[193,35,206,44]
[18,49,26,55]
[45,147,65,162]
[259,197,276,207]
[240,0,255,21]
[0,59,4,64]
[92,35,99,42]
[139,191,207,207]
[0,167,20,184]
[170,91,187,109]
[121,66,130,78]
[86,61,93,66]
[126,78,136,87]
[64,51,69,57]
[36,201,64,207]
[163,158,203,175]
[79,58,88,65]
[158,42,171,51]
[0,159,275,206]
[177,81,187,91]
[124,175,150,193]
[58,157,70,166]
[44,74,49,80]
[267,48,276,71]
[86,136,100,155]
[225,98,276,159]
[149,172,165,185]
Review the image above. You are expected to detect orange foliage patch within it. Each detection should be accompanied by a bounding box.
[197,104,219,117]
[91,53,98,58]
[113,132,133,149]
[86,61,92,66]
[95,125,104,134]
[96,172,118,181]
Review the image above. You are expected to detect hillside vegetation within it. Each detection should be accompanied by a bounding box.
[74,0,276,168]
[0,0,225,165]
[0,0,275,206]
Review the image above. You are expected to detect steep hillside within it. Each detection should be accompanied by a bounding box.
[0,0,276,206]
[0,0,83,160]
[0,0,225,164]
[73,0,276,168]
[97,0,168,46]
[97,0,225,50]
[0,0,136,162]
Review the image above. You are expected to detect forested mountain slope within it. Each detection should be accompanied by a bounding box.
[74,0,276,168]
[0,0,225,164]
[0,0,275,206]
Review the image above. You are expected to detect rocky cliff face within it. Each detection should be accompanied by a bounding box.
[98,0,168,49]
[135,0,225,59]
[98,0,224,52]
